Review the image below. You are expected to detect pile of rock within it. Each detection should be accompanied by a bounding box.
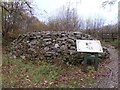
[9,31,110,64]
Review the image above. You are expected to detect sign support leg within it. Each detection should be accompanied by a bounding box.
[83,53,99,71]
[95,53,99,71]
[83,53,87,71]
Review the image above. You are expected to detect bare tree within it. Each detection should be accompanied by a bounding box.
[102,0,117,8]
[0,0,33,37]
[47,4,81,31]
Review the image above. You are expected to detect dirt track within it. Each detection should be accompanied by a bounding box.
[107,45,118,88]
[92,45,118,88]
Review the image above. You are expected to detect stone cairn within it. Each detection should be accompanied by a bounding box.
[10,31,110,65]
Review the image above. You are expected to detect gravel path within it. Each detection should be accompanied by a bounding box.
[92,45,118,88]
[107,45,118,88]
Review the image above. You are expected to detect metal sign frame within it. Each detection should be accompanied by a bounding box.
[76,40,103,71]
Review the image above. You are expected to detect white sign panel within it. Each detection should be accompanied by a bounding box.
[76,40,103,53]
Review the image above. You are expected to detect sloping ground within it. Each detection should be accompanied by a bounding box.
[2,41,117,88]
[2,52,113,88]
[92,45,118,88]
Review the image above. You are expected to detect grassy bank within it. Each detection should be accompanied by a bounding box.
[2,54,63,88]
[101,39,120,49]
[2,53,100,88]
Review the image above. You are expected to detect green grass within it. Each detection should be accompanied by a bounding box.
[2,54,63,88]
[101,39,120,49]
[2,53,105,88]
